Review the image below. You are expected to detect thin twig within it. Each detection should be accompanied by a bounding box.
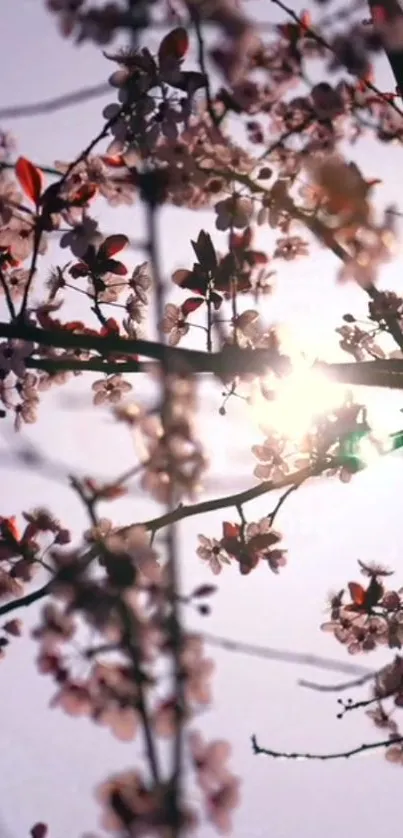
[190,7,221,131]
[0,83,110,120]
[251,732,403,761]
[202,632,371,677]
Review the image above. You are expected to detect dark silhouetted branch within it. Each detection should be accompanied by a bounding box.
[251,732,403,760]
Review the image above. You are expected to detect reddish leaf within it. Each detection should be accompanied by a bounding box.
[222,522,240,539]
[348,582,365,607]
[158,27,189,65]
[100,318,120,336]
[70,261,90,278]
[99,234,129,258]
[0,516,20,542]
[247,251,268,266]
[15,157,43,205]
[70,183,97,205]
[212,292,223,310]
[182,297,204,317]
[31,825,48,838]
[62,320,85,333]
[101,154,126,167]
[103,258,128,276]
[172,269,193,287]
[191,230,217,272]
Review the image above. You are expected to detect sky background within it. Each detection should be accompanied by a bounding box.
[3,1,403,837]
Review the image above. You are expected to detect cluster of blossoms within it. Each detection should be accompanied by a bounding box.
[0,511,70,608]
[197,517,286,576]
[321,561,403,654]
[3,3,403,835]
[29,517,240,834]
[112,372,208,503]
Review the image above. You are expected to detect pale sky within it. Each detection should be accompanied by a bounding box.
[2,2,403,837]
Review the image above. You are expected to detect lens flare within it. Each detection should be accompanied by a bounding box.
[251,361,346,440]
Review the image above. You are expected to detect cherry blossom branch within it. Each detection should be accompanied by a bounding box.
[0,465,321,622]
[299,671,377,692]
[219,166,403,352]
[70,475,161,784]
[0,83,110,120]
[270,0,403,118]
[17,106,124,318]
[5,320,403,387]
[0,582,51,617]
[251,732,403,761]
[135,464,321,535]
[189,7,221,130]
[367,0,403,97]
[0,320,289,379]
[202,632,371,678]
[145,192,184,830]
[268,483,300,525]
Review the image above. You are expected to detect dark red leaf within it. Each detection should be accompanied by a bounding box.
[15,157,43,205]
[103,258,128,276]
[158,27,189,64]
[212,291,223,310]
[69,262,89,278]
[348,582,366,607]
[70,183,97,205]
[99,234,129,258]
[191,230,217,272]
[0,516,20,542]
[247,251,268,266]
[101,154,126,167]
[222,522,240,539]
[182,297,204,317]
[62,320,85,333]
[100,318,120,336]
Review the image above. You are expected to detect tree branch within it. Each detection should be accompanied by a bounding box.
[251,732,403,761]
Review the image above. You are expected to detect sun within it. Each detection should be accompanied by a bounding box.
[249,357,393,468]
[250,359,348,441]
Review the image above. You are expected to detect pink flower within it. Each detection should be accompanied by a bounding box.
[188,731,232,791]
[196,535,231,575]
[160,303,189,346]
[104,525,161,583]
[92,374,132,405]
[0,340,34,378]
[207,775,241,834]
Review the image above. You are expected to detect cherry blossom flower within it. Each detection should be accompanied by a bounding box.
[0,214,47,261]
[189,731,232,791]
[0,340,35,379]
[60,215,102,258]
[1,267,29,299]
[181,633,215,706]
[160,303,189,346]
[206,775,241,834]
[214,195,254,230]
[196,535,231,575]
[104,525,161,583]
[0,172,22,225]
[245,518,287,574]
[91,374,132,405]
[251,435,289,481]
[273,235,309,261]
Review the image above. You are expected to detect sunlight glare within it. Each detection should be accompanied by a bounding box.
[251,361,347,440]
